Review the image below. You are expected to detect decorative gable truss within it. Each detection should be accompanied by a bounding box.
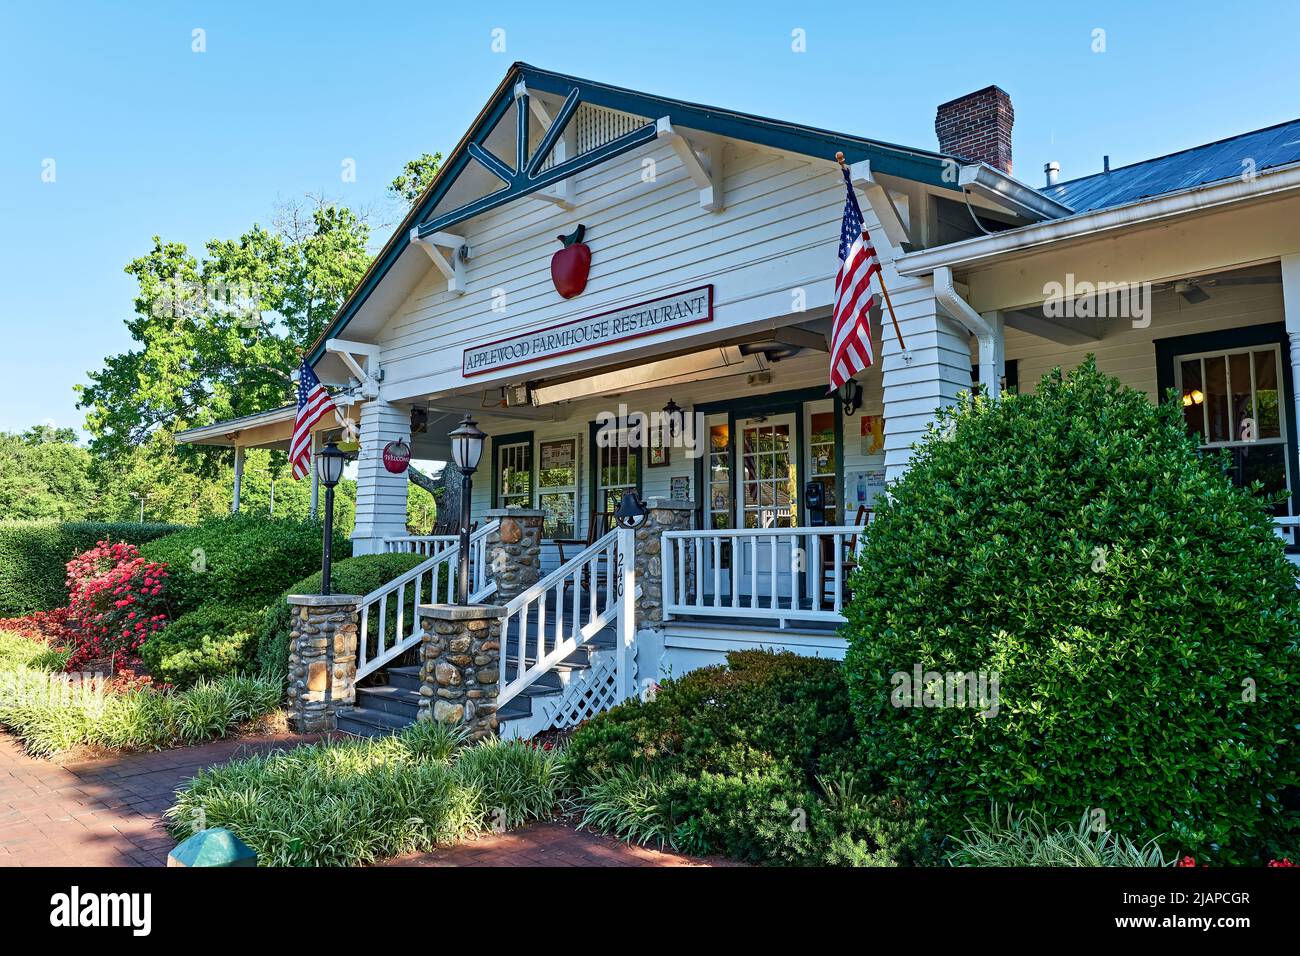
[410,79,729,294]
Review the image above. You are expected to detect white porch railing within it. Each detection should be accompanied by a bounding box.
[357,521,499,680]
[663,525,868,629]
[497,527,638,709]
[385,534,458,557]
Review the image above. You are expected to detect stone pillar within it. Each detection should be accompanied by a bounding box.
[417,604,505,741]
[634,498,694,629]
[285,594,361,733]
[351,399,411,555]
[484,508,544,602]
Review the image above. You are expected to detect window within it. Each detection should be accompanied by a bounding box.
[596,431,639,517]
[538,437,578,538]
[496,440,533,510]
[740,416,797,528]
[1175,345,1290,515]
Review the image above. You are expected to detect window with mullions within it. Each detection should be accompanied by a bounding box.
[496,441,533,510]
[1175,345,1290,515]
[538,438,578,538]
[596,433,638,517]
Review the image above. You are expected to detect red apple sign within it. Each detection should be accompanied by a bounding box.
[551,224,591,299]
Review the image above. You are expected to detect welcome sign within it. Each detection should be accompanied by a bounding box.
[463,285,713,378]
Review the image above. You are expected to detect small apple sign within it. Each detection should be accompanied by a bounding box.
[551,224,591,299]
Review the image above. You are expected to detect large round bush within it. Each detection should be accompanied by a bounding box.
[141,514,350,615]
[255,552,429,684]
[843,359,1300,863]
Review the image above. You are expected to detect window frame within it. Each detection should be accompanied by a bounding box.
[491,430,535,512]
[537,434,581,539]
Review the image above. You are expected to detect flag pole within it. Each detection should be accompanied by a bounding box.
[836,152,907,352]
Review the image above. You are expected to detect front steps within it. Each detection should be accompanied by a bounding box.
[336,608,617,739]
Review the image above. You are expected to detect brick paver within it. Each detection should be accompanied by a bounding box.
[0,733,725,867]
[386,820,728,867]
[0,732,321,867]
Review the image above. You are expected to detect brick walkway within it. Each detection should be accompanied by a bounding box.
[0,732,321,867]
[386,820,724,867]
[0,732,723,867]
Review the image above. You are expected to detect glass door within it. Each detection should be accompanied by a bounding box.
[736,414,798,602]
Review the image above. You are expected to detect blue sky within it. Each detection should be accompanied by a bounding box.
[2,0,1298,438]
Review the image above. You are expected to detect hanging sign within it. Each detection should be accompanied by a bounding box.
[462,285,713,377]
[382,439,412,474]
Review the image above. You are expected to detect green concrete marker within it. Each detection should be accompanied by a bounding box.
[167,828,257,867]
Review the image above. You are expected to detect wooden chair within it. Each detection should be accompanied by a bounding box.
[555,511,615,592]
[817,506,872,608]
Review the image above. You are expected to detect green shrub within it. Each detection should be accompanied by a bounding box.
[946,808,1171,867]
[565,650,934,866]
[166,722,561,866]
[140,513,350,615]
[255,552,428,684]
[841,359,1300,865]
[141,604,266,687]
[0,668,280,758]
[0,520,180,614]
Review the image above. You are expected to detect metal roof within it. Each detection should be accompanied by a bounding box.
[1042,117,1300,213]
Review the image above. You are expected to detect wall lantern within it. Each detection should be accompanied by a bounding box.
[838,379,863,416]
[614,490,648,530]
[662,398,682,437]
[448,414,487,602]
[315,440,348,596]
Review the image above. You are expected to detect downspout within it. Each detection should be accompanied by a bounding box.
[933,266,1004,400]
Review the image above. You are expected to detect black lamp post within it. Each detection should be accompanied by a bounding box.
[315,440,347,596]
[448,414,487,603]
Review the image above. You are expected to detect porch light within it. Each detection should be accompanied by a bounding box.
[662,398,682,437]
[448,415,487,603]
[315,441,348,596]
[615,490,648,530]
[449,414,486,472]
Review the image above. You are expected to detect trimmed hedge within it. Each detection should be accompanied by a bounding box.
[564,650,936,866]
[140,514,350,616]
[0,520,181,615]
[842,359,1300,864]
[255,552,429,684]
[141,603,266,687]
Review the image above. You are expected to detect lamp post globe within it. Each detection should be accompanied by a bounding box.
[315,440,347,596]
[447,415,487,603]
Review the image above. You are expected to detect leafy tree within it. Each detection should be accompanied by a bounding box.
[388,152,442,207]
[77,205,370,460]
[0,427,97,520]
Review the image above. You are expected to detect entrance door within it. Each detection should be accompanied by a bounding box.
[736,414,798,602]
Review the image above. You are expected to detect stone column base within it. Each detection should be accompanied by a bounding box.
[286,594,361,733]
[417,603,506,741]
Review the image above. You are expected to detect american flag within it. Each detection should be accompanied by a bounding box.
[291,357,338,480]
[829,166,879,391]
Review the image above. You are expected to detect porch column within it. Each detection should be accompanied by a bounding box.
[880,282,975,484]
[351,399,411,555]
[231,445,244,514]
[634,498,694,628]
[978,310,1006,401]
[1281,255,1300,459]
[484,508,544,603]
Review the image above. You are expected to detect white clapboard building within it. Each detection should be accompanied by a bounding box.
[180,64,1300,736]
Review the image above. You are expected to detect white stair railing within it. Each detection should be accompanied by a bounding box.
[662,524,868,629]
[498,527,637,709]
[358,521,500,679]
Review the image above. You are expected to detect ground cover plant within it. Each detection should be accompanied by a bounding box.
[167,722,564,866]
[841,359,1300,864]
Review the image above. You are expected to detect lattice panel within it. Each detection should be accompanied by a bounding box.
[536,652,623,730]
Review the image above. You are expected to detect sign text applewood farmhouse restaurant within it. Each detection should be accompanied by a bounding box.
[462,286,713,377]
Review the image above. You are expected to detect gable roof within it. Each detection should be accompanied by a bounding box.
[1042,117,1300,213]
[306,62,962,365]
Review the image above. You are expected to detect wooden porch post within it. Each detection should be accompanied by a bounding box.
[231,445,244,514]
[1281,255,1300,481]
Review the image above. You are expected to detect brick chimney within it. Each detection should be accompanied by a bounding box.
[935,85,1014,175]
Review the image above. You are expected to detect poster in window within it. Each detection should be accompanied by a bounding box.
[860,415,885,456]
[540,439,575,471]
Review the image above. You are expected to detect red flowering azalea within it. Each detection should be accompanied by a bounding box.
[63,540,171,672]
